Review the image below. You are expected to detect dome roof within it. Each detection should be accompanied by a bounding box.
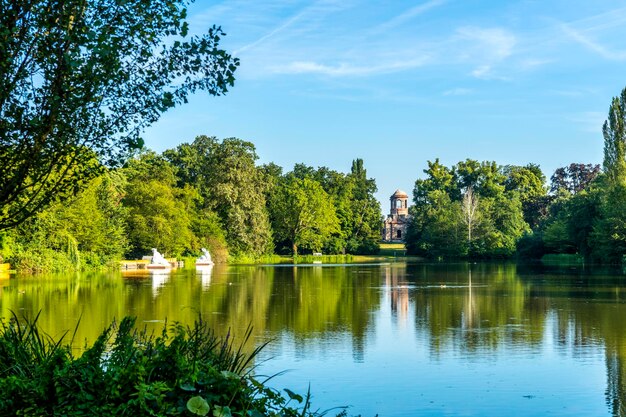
[391,189,409,198]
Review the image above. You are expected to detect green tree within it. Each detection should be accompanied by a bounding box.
[277,160,381,255]
[165,136,273,256]
[603,88,626,185]
[407,159,529,258]
[269,177,339,256]
[7,170,128,271]
[122,151,194,258]
[414,159,458,206]
[345,159,382,254]
[590,183,626,263]
[503,164,548,228]
[0,0,238,230]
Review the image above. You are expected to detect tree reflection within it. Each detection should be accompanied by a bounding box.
[3,263,626,415]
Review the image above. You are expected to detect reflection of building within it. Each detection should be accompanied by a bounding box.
[382,189,410,242]
[385,264,409,322]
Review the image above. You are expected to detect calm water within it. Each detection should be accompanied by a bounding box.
[2,262,626,416]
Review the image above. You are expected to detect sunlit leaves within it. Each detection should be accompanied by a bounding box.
[0,0,238,229]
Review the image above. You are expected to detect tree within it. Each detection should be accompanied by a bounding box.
[407,158,529,258]
[603,88,626,184]
[122,151,194,258]
[461,187,479,245]
[0,0,239,230]
[550,163,600,195]
[165,136,273,256]
[414,159,458,207]
[274,160,381,255]
[7,170,128,271]
[269,177,339,256]
[503,164,548,228]
[345,159,382,254]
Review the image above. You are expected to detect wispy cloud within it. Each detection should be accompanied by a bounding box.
[233,0,351,55]
[560,23,626,60]
[443,88,473,96]
[233,7,310,55]
[273,57,430,76]
[374,0,446,33]
[456,26,516,79]
[457,27,516,60]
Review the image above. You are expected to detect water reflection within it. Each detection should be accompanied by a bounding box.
[196,265,213,289]
[2,263,626,415]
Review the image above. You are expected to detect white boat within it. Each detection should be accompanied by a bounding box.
[195,248,214,267]
[147,248,172,272]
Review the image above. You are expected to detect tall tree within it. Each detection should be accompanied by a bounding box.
[165,136,273,256]
[346,159,382,254]
[8,170,128,271]
[122,151,194,258]
[0,0,238,230]
[269,177,339,256]
[603,88,626,184]
[461,187,479,245]
[503,164,548,228]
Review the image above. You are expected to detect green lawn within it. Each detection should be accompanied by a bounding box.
[379,243,407,257]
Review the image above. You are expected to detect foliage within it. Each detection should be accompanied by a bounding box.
[0,313,336,417]
[0,0,238,230]
[550,163,600,196]
[603,87,626,185]
[269,176,340,256]
[6,171,128,272]
[271,160,381,255]
[589,184,626,263]
[406,159,529,259]
[502,164,549,227]
[122,151,195,259]
[165,136,273,257]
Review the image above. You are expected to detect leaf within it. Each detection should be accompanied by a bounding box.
[246,410,265,417]
[187,396,210,416]
[180,383,196,392]
[283,388,303,403]
[220,370,239,380]
[213,405,233,417]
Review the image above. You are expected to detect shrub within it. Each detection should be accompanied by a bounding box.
[0,313,340,416]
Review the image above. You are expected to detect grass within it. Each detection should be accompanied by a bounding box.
[378,243,407,257]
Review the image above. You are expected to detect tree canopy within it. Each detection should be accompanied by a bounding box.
[0,0,238,230]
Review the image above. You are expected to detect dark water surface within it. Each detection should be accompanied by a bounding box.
[2,262,626,416]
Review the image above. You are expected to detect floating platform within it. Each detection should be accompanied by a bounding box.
[120,259,184,270]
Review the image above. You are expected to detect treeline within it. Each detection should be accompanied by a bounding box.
[0,136,382,272]
[406,86,626,263]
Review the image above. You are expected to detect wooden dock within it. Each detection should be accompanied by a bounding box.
[120,259,184,270]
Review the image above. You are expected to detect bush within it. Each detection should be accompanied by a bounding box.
[0,313,340,416]
[10,248,77,274]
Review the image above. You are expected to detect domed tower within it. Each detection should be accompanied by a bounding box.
[382,189,411,242]
[390,189,409,217]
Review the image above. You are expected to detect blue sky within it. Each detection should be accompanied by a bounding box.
[143,0,626,210]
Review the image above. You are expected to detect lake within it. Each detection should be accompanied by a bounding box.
[1,261,625,416]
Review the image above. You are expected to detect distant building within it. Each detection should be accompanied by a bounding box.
[382,189,410,242]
